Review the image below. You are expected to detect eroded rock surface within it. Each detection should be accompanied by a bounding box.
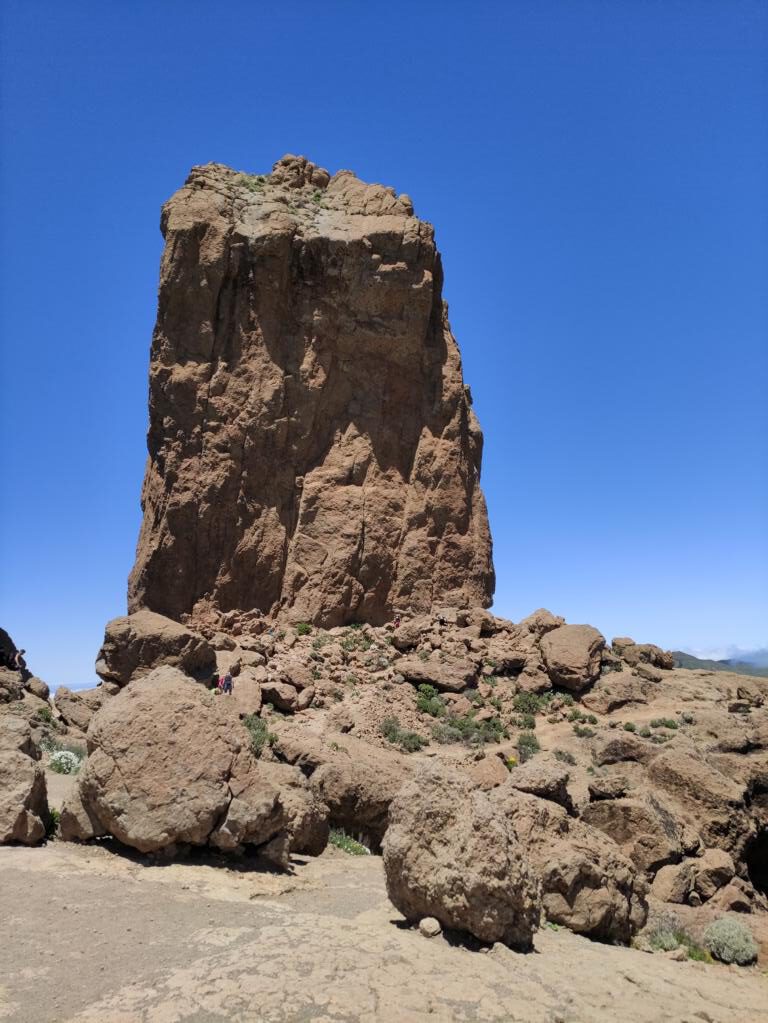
[128,155,494,627]
[382,761,541,947]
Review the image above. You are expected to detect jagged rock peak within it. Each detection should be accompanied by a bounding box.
[128,154,494,627]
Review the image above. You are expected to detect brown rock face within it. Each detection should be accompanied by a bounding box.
[128,155,494,627]
[382,761,541,948]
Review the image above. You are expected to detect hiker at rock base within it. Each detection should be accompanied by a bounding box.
[222,672,233,695]
[393,615,401,629]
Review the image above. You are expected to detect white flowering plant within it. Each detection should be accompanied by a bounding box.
[49,749,83,775]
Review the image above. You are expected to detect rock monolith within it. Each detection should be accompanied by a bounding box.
[128,155,494,627]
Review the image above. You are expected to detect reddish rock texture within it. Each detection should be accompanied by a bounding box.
[128,155,494,627]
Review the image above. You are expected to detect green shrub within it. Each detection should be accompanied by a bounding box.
[623,722,637,733]
[379,716,428,753]
[243,714,276,756]
[568,708,584,723]
[639,726,652,738]
[416,684,445,718]
[513,692,543,716]
[573,724,595,738]
[560,693,575,706]
[36,706,54,724]
[329,828,370,855]
[553,749,576,765]
[517,731,540,763]
[431,712,506,747]
[647,912,711,961]
[45,807,61,839]
[341,629,373,652]
[650,718,678,730]
[296,622,312,636]
[703,917,758,965]
[585,714,598,725]
[431,722,464,744]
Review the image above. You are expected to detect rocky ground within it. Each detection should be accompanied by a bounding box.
[1,813,767,1023]
[2,608,768,1021]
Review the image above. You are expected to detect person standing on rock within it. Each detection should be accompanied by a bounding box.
[393,615,401,629]
[13,649,26,672]
[222,672,233,695]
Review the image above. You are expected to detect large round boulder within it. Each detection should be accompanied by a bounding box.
[61,666,328,860]
[95,610,216,686]
[382,762,541,948]
[540,624,605,692]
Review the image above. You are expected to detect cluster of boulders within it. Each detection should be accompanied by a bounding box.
[2,605,767,959]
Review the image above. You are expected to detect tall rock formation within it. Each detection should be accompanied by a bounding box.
[128,155,494,626]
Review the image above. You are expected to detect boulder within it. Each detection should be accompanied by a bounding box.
[62,667,319,859]
[0,719,47,845]
[0,716,41,759]
[506,759,575,815]
[467,753,510,790]
[396,654,478,693]
[593,732,654,766]
[258,761,329,855]
[645,749,750,854]
[26,677,50,701]
[54,686,110,733]
[491,784,648,942]
[581,795,683,873]
[581,671,650,715]
[0,667,25,703]
[518,609,565,636]
[612,639,674,670]
[273,727,411,848]
[651,861,696,904]
[383,762,541,948]
[261,679,299,713]
[540,625,605,692]
[694,847,735,901]
[588,775,628,801]
[391,617,432,652]
[485,634,528,675]
[95,610,216,686]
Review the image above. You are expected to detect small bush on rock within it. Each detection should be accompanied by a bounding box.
[416,684,445,717]
[553,749,576,765]
[243,714,276,756]
[572,724,595,738]
[703,916,758,965]
[380,716,428,752]
[295,622,312,636]
[623,722,637,733]
[513,692,547,716]
[517,731,540,762]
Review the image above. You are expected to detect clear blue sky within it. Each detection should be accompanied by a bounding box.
[1,1,766,687]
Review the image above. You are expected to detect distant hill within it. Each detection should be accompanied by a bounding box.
[672,650,768,678]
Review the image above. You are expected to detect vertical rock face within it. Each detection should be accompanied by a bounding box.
[129,155,494,626]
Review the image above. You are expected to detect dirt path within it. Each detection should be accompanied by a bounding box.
[1,842,766,1023]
